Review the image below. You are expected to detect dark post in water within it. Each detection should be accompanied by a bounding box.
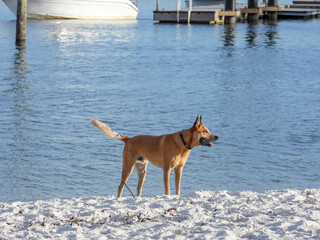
[268,0,278,20]
[224,0,236,24]
[247,0,259,22]
[16,0,28,45]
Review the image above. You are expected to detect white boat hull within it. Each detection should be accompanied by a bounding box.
[2,0,138,19]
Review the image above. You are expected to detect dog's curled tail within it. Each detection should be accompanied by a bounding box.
[91,120,130,143]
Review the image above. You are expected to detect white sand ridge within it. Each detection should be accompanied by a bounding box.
[0,189,319,239]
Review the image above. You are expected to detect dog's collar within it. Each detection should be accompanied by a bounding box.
[180,132,192,150]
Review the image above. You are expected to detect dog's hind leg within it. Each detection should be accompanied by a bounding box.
[117,166,134,198]
[135,158,148,197]
[117,153,135,198]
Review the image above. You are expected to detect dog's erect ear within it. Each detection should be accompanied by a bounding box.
[194,114,202,128]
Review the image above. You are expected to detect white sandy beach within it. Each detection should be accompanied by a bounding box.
[0,189,319,239]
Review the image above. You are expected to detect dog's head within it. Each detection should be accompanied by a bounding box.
[191,115,218,147]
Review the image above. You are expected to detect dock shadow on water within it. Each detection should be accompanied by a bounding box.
[263,21,278,46]
[222,24,236,47]
[221,20,279,57]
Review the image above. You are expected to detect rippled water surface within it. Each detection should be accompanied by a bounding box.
[0,0,319,202]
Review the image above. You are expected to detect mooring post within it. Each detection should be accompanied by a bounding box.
[247,0,259,22]
[224,0,236,24]
[188,0,193,23]
[16,0,28,45]
[267,0,278,20]
[177,0,181,22]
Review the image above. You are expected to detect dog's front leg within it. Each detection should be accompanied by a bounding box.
[174,166,183,195]
[163,168,171,195]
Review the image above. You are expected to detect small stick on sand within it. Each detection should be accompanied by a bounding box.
[123,181,135,198]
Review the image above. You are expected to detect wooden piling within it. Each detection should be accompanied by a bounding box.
[16,0,28,45]
[267,0,278,20]
[224,0,236,23]
[247,0,259,21]
[177,0,181,22]
[188,0,193,23]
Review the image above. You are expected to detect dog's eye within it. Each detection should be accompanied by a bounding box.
[204,130,209,134]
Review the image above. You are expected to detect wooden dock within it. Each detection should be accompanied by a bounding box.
[279,0,320,18]
[153,0,320,23]
[278,8,320,19]
[154,4,244,24]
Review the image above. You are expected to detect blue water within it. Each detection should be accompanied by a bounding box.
[0,0,319,202]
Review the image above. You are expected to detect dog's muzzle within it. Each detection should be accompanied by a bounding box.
[200,136,218,147]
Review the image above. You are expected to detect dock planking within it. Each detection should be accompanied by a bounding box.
[154,0,320,23]
[278,0,320,19]
[278,8,320,18]
[293,0,320,4]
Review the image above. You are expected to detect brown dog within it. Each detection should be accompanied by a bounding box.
[91,115,218,197]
